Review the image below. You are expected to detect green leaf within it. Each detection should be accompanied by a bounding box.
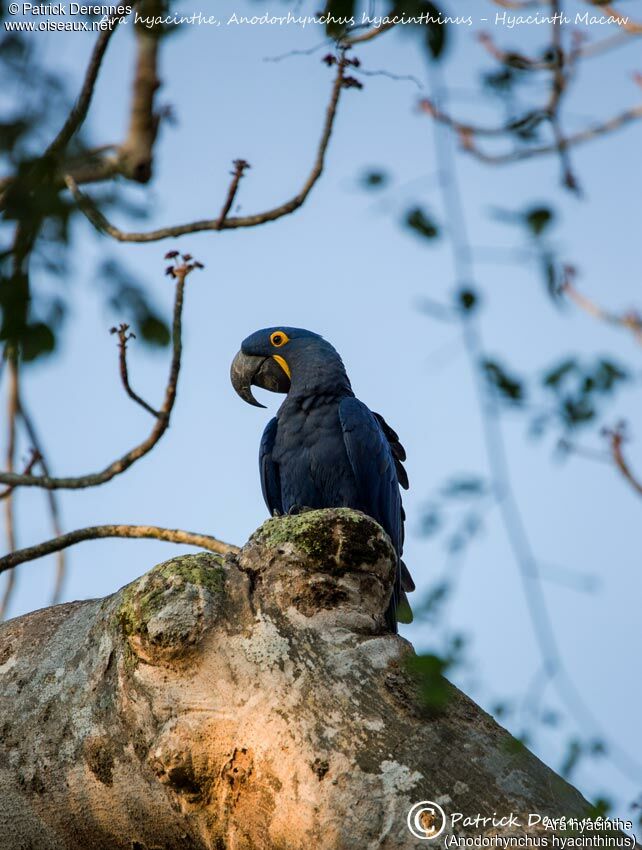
[360,169,389,190]
[388,0,447,60]
[586,798,612,821]
[20,321,56,362]
[543,358,577,388]
[405,652,453,711]
[594,359,628,392]
[99,259,170,348]
[323,0,355,38]
[525,206,554,236]
[138,314,171,347]
[440,476,486,498]
[560,738,583,778]
[482,359,525,404]
[0,118,31,152]
[484,68,517,93]
[458,288,478,312]
[424,2,446,60]
[404,206,439,240]
[420,506,441,537]
[415,580,450,621]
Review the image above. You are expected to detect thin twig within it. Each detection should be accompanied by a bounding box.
[355,68,424,90]
[110,323,160,417]
[421,100,642,164]
[0,219,35,619]
[64,58,347,242]
[215,159,251,229]
[548,0,580,192]
[558,438,611,464]
[1,355,19,620]
[606,425,642,498]
[587,0,642,35]
[263,41,327,63]
[0,259,200,490]
[17,401,67,603]
[478,32,558,71]
[420,99,535,138]
[0,449,40,502]
[0,524,239,574]
[421,5,641,180]
[561,267,642,347]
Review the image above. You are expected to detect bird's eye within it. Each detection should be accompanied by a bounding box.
[270,331,289,348]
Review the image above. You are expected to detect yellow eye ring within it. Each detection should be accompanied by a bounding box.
[270,331,289,348]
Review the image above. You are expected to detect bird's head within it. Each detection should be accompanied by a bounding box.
[230,327,343,407]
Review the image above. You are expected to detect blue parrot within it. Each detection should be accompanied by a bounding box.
[230,327,414,632]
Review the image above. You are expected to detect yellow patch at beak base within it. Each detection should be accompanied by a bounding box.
[272,355,291,379]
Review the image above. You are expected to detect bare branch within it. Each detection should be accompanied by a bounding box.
[421,99,642,164]
[117,6,162,183]
[605,425,642,498]
[1,355,19,620]
[557,438,611,465]
[0,10,125,202]
[0,449,40,502]
[0,259,200,490]
[215,159,251,229]
[17,401,67,603]
[45,17,123,159]
[578,31,634,59]
[561,266,642,346]
[477,31,557,71]
[64,59,347,243]
[547,0,580,192]
[0,524,239,574]
[110,323,160,417]
[0,6,163,205]
[587,0,642,35]
[421,1,640,183]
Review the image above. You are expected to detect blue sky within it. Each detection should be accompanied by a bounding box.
[2,0,641,821]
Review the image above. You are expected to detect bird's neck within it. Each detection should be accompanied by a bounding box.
[285,354,353,401]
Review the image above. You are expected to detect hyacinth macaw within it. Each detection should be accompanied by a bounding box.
[230,327,414,631]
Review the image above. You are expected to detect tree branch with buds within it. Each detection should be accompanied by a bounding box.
[0,256,201,491]
[64,54,351,243]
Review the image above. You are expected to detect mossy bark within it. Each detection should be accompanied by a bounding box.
[0,509,599,849]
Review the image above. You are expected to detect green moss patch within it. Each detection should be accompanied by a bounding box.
[117,552,225,639]
[255,508,393,569]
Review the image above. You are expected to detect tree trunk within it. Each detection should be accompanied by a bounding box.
[0,509,606,849]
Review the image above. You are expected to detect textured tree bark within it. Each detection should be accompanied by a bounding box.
[0,509,602,849]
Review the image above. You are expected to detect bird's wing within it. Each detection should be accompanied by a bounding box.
[259,417,282,516]
[372,410,413,599]
[339,398,405,630]
[372,411,409,491]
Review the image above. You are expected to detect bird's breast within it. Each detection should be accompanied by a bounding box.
[272,397,360,511]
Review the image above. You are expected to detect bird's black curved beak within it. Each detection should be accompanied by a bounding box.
[230,350,291,408]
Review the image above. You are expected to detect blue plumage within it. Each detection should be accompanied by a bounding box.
[233,327,413,631]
